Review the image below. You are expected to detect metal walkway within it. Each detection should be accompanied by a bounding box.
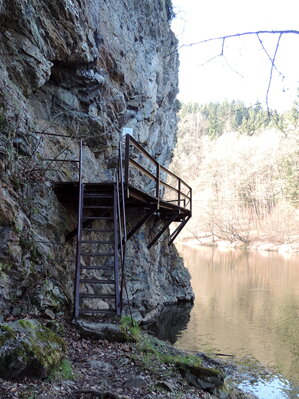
[52,134,192,318]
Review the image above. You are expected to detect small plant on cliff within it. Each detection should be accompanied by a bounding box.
[165,0,175,21]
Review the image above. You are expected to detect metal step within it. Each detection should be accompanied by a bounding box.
[80,294,115,299]
[80,252,114,257]
[81,240,113,244]
[84,194,113,198]
[83,206,114,209]
[80,265,113,270]
[82,228,114,232]
[82,216,113,220]
[80,308,115,314]
[80,278,115,284]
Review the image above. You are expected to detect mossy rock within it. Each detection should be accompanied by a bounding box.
[178,362,225,392]
[75,320,132,343]
[0,319,66,379]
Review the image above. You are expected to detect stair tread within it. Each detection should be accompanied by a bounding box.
[83,206,114,209]
[80,265,113,270]
[80,294,115,299]
[80,309,115,314]
[82,216,113,220]
[82,228,114,232]
[81,252,114,256]
[80,279,115,284]
[84,194,113,198]
[81,241,113,244]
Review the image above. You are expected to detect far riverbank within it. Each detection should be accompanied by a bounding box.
[179,236,299,254]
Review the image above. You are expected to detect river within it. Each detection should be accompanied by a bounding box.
[174,245,299,398]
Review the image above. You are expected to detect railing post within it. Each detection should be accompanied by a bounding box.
[156,163,160,209]
[178,178,181,212]
[124,134,130,198]
[74,139,83,318]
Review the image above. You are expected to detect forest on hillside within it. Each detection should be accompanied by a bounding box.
[170,100,299,246]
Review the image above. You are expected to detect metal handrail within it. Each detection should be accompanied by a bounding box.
[117,135,128,314]
[74,139,83,318]
[122,134,192,213]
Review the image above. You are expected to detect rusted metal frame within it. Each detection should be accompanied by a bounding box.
[74,139,83,318]
[126,206,157,242]
[147,211,180,249]
[168,215,191,246]
[113,185,121,316]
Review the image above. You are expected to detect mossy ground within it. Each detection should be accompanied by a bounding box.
[0,318,253,399]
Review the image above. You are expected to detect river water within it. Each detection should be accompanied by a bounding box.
[173,245,299,398]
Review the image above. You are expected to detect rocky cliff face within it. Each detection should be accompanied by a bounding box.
[0,0,193,321]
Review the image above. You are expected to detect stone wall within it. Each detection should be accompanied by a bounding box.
[0,0,193,321]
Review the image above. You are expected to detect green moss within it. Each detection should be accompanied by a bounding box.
[48,359,74,382]
[18,320,37,330]
[0,319,67,379]
[19,238,41,262]
[120,315,142,342]
[160,353,202,367]
[123,324,203,375]
[0,324,17,346]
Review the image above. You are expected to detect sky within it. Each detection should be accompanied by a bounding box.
[171,0,299,111]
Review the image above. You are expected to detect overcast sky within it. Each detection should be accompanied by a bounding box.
[171,0,299,111]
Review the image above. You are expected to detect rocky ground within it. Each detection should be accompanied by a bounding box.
[0,315,257,399]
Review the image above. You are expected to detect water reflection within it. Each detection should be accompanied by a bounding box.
[174,245,299,398]
[145,303,193,344]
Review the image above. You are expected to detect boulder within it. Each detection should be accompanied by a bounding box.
[0,319,66,379]
[178,363,227,396]
[75,319,132,342]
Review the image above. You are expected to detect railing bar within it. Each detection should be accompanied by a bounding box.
[159,180,179,193]
[128,136,158,164]
[35,132,78,139]
[159,181,190,200]
[129,158,157,181]
[43,158,78,162]
[74,139,83,318]
[159,165,191,191]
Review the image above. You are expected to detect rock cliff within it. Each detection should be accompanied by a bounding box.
[0,0,193,321]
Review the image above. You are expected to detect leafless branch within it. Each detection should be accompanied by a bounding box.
[265,33,282,110]
[256,33,284,78]
[178,30,299,51]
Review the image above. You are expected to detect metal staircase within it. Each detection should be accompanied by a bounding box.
[74,184,121,318]
[51,134,192,319]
